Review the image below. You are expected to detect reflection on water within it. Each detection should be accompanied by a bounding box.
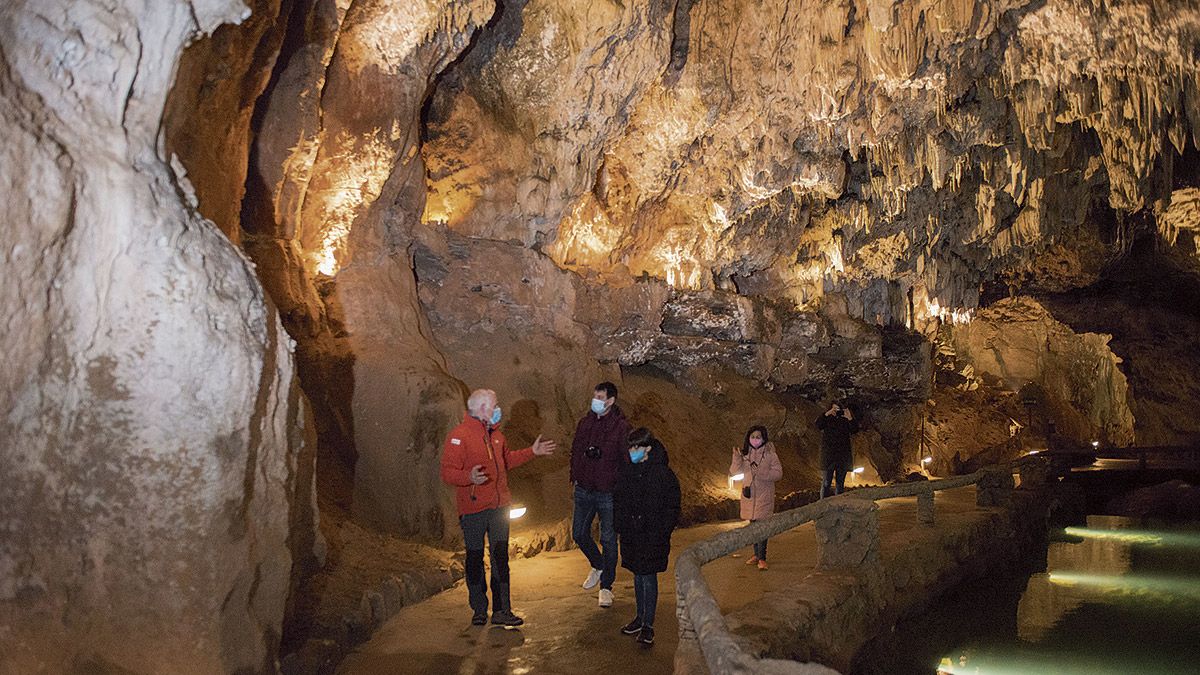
[850,515,1200,675]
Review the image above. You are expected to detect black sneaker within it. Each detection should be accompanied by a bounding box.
[471,612,487,626]
[637,625,654,646]
[620,617,643,635]
[491,610,525,627]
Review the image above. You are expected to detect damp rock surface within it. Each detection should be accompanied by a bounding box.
[0,1,312,673]
[3,0,1199,671]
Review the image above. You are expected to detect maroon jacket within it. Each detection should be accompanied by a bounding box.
[570,404,631,493]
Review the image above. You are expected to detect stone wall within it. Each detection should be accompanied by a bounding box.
[724,486,1057,672]
[0,1,312,672]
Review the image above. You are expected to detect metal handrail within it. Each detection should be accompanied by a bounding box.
[674,464,1018,674]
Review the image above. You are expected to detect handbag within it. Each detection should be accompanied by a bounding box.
[742,485,752,499]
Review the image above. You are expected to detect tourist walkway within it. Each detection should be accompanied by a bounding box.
[338,487,983,675]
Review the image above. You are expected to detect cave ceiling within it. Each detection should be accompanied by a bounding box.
[415,0,1200,323]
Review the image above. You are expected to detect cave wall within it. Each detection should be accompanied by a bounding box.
[0,1,311,672]
[947,297,1136,446]
[167,0,1198,544]
[3,0,1196,669]
[168,0,1198,540]
[229,0,498,541]
[412,229,932,508]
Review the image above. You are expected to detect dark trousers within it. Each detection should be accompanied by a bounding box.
[633,573,658,627]
[820,466,847,498]
[460,507,511,615]
[572,485,617,590]
[749,520,768,560]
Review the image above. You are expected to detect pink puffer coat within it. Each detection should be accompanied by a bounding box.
[730,442,784,521]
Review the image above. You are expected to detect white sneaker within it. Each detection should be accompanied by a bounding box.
[582,568,602,590]
[598,588,613,608]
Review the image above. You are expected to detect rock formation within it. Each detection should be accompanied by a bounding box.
[947,297,1135,446]
[0,1,314,672]
[2,0,1198,670]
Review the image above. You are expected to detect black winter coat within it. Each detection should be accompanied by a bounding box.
[613,441,681,575]
[816,413,860,469]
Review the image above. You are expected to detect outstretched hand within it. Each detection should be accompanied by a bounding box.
[532,434,556,456]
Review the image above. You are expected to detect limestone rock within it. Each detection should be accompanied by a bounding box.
[0,1,309,672]
[949,296,1136,446]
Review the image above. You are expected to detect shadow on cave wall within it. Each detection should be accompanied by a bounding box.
[1040,237,1200,446]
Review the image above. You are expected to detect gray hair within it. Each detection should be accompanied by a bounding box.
[466,389,497,417]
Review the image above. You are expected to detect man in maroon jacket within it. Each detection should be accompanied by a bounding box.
[570,381,630,608]
[441,388,556,626]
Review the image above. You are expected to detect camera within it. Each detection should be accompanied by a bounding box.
[584,445,601,460]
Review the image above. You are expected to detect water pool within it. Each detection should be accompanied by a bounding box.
[850,515,1200,675]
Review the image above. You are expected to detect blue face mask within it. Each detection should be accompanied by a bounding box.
[629,447,648,464]
[591,398,608,415]
[490,406,502,426]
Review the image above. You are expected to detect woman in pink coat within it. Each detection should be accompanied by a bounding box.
[730,425,784,570]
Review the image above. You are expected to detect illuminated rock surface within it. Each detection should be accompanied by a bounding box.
[0,1,314,672]
[2,0,1198,671]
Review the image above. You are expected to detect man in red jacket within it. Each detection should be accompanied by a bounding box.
[441,388,556,627]
[570,381,630,608]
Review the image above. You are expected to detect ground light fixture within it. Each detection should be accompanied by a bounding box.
[509,505,527,520]
[728,473,745,491]
[1092,440,1100,448]
[921,456,932,464]
[853,466,865,474]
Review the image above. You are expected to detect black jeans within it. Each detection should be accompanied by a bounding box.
[749,520,768,560]
[460,507,511,615]
[820,466,847,498]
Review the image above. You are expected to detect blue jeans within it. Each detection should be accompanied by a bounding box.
[634,573,658,626]
[572,485,617,590]
[460,507,511,614]
[820,466,847,498]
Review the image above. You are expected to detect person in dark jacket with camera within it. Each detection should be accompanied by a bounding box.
[613,427,680,647]
[816,401,860,498]
[570,381,630,608]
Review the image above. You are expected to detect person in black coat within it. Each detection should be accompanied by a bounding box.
[613,427,680,647]
[816,400,860,498]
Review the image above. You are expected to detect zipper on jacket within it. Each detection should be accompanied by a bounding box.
[485,426,502,509]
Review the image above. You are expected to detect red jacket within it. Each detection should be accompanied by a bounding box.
[440,412,535,517]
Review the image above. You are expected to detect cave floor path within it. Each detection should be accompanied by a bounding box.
[337,486,981,675]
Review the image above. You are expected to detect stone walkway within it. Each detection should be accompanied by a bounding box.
[338,487,984,675]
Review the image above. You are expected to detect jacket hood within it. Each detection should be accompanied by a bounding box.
[633,438,669,467]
